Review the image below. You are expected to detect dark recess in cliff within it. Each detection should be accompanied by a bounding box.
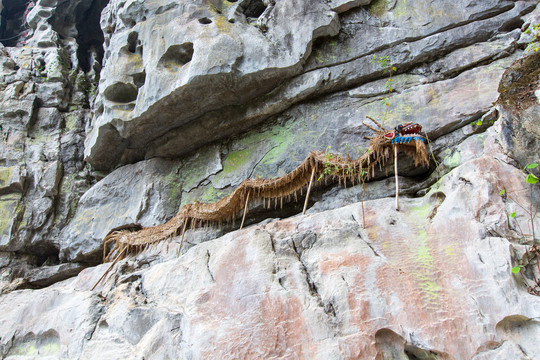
[0,0,30,47]
[75,0,109,73]
[243,0,268,18]
[48,0,109,73]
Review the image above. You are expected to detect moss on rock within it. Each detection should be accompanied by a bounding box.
[498,52,540,113]
[0,194,22,236]
[368,0,388,17]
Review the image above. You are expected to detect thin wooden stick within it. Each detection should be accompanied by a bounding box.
[91,246,128,291]
[361,177,366,228]
[177,217,189,256]
[240,190,251,229]
[303,168,316,215]
[394,145,399,211]
[365,116,387,130]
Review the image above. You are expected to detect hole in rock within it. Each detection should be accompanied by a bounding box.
[405,345,441,360]
[157,42,194,71]
[499,18,524,33]
[0,0,31,47]
[228,19,235,23]
[132,71,146,88]
[375,329,444,360]
[227,0,238,2]
[103,82,138,103]
[198,17,212,24]
[127,31,138,53]
[35,251,60,267]
[429,191,446,204]
[243,0,267,18]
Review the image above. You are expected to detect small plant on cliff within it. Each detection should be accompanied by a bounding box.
[370,54,397,123]
[500,163,540,295]
[524,23,540,53]
[317,145,368,227]
[318,146,336,181]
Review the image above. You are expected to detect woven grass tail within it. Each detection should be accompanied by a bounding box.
[99,119,430,268]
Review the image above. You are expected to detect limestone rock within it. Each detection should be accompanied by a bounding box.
[84,0,344,170]
[85,0,538,170]
[63,48,524,263]
[1,261,86,293]
[0,18,95,278]
[0,0,540,357]
[327,0,372,13]
[2,124,540,358]
[0,165,26,195]
[59,158,184,262]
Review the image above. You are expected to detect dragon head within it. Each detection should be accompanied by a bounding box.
[383,122,423,140]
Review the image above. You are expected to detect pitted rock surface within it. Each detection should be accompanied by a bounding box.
[0,0,539,358]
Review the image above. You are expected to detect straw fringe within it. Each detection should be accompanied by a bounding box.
[101,120,430,263]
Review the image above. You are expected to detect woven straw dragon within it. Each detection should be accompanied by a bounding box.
[101,118,429,265]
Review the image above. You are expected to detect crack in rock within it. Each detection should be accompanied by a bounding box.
[205,250,215,282]
[289,239,336,318]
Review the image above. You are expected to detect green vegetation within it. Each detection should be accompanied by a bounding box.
[525,23,540,53]
[368,0,387,18]
[370,54,397,123]
[501,163,540,295]
[471,118,495,127]
[77,74,96,98]
[317,146,336,181]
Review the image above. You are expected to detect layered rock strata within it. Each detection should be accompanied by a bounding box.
[0,0,540,358]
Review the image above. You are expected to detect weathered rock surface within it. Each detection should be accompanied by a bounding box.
[84,0,343,170]
[0,0,102,289]
[61,48,520,262]
[2,123,540,359]
[84,0,538,171]
[1,0,540,357]
[60,158,184,262]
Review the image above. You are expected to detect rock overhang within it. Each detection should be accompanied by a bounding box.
[84,0,343,170]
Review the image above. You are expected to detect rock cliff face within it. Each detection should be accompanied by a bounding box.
[1,0,540,358]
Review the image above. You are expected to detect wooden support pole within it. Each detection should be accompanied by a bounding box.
[394,145,399,211]
[303,168,316,215]
[176,217,189,256]
[240,190,251,230]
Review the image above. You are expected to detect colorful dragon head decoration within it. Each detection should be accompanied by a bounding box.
[385,122,425,144]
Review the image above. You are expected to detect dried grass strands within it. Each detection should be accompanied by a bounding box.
[240,190,251,230]
[176,217,189,256]
[92,246,128,291]
[100,122,430,266]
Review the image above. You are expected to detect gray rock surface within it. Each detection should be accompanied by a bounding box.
[2,121,540,359]
[84,0,344,170]
[59,158,183,262]
[0,0,99,288]
[85,0,538,170]
[0,0,540,357]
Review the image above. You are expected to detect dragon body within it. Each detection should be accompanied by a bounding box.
[101,119,429,263]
